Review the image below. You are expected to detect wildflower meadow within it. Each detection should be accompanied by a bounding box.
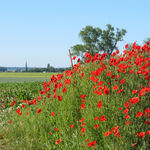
[0,42,150,149]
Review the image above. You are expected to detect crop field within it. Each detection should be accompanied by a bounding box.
[0,73,56,110]
[0,72,55,83]
[0,81,43,110]
[0,43,150,149]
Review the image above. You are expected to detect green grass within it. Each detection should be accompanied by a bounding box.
[0,72,54,78]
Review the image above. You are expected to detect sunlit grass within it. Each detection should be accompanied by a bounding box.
[0,72,55,78]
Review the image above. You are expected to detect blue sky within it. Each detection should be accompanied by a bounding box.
[0,0,150,67]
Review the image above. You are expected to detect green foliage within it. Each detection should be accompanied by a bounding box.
[71,24,126,58]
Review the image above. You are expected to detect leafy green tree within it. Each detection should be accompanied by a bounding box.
[71,24,126,58]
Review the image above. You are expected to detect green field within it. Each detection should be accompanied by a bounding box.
[0,72,55,82]
[0,72,57,109]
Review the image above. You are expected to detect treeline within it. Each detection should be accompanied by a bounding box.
[26,64,71,72]
[0,67,7,72]
[0,66,71,72]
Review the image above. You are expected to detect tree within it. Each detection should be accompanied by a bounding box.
[71,24,126,58]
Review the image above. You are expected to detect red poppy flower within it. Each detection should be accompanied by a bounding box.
[70,124,74,128]
[53,94,57,99]
[130,97,139,104]
[125,44,128,49]
[77,58,80,62]
[91,141,96,146]
[107,82,110,85]
[56,139,61,144]
[65,79,71,85]
[111,75,115,79]
[125,121,130,125]
[104,88,109,95]
[136,112,144,117]
[125,114,129,119]
[62,88,67,93]
[132,90,138,94]
[113,85,118,90]
[104,131,110,137]
[9,120,12,124]
[120,79,125,84]
[116,75,120,78]
[145,108,150,114]
[81,73,84,78]
[40,91,45,94]
[116,50,120,54]
[80,128,86,132]
[94,117,98,120]
[139,89,146,96]
[146,131,150,135]
[97,81,103,86]
[11,101,16,106]
[55,128,59,131]
[80,118,85,122]
[129,70,134,75]
[51,112,55,116]
[107,72,112,76]
[80,94,86,98]
[37,108,42,114]
[81,123,86,127]
[16,108,22,115]
[123,108,129,114]
[58,95,62,101]
[114,130,120,136]
[145,121,150,125]
[88,142,92,147]
[117,89,123,93]
[97,101,102,108]
[81,99,85,103]
[94,124,99,129]
[125,102,130,107]
[81,104,85,109]
[72,56,76,60]
[99,115,107,121]
[138,132,145,138]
